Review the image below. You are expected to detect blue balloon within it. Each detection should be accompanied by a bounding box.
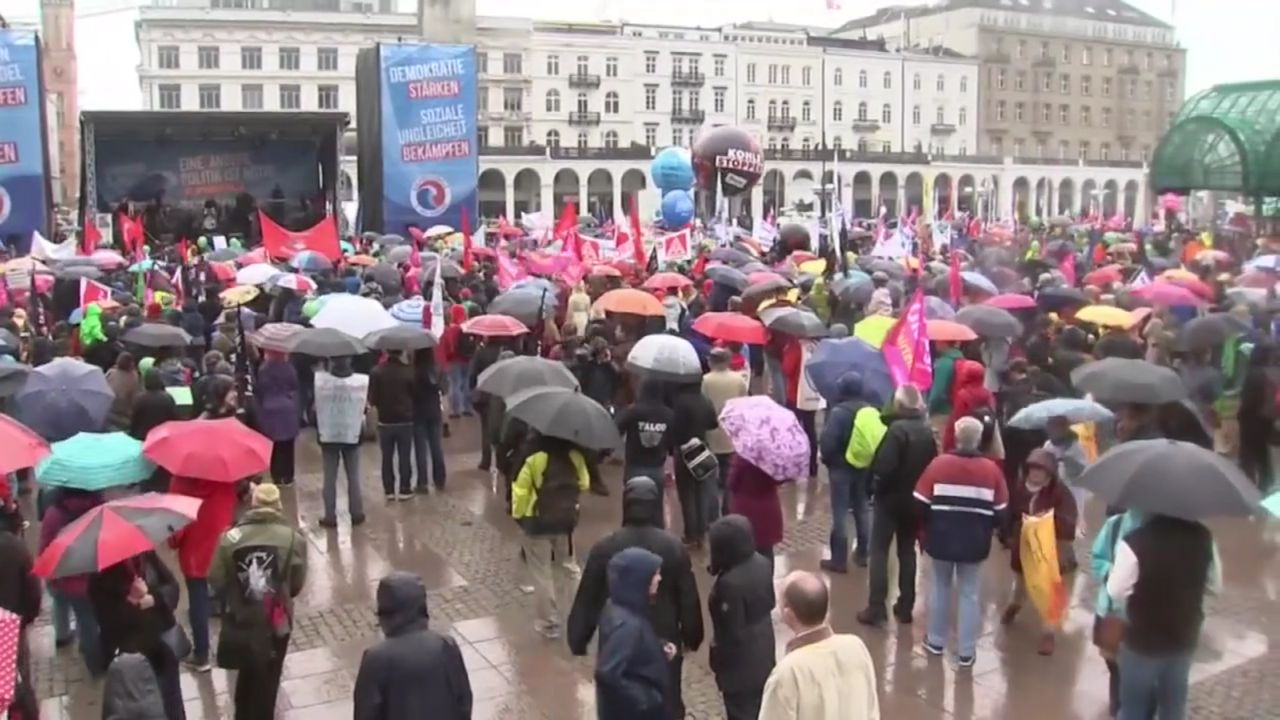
[651,146,694,192]
[660,189,695,228]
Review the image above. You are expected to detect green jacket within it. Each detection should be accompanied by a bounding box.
[928,348,963,415]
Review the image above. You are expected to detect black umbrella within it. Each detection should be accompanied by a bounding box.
[1044,239,1075,259]
[378,233,409,247]
[1076,439,1261,520]
[122,324,192,349]
[54,265,102,280]
[365,263,401,288]
[505,386,621,450]
[476,356,579,397]
[289,327,365,358]
[489,290,555,327]
[0,363,32,398]
[1173,313,1251,351]
[1070,358,1187,404]
[706,265,748,291]
[362,326,437,352]
[830,277,873,306]
[741,278,792,301]
[710,247,754,267]
[1036,286,1088,311]
[866,259,906,278]
[762,307,828,339]
[955,305,1023,339]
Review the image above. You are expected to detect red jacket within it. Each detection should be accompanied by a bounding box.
[943,359,992,451]
[727,456,785,548]
[780,338,803,406]
[167,476,240,578]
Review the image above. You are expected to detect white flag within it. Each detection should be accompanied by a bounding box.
[30,231,77,261]
[429,255,445,338]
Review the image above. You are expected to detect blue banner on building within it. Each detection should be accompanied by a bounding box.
[0,30,49,241]
[379,43,478,234]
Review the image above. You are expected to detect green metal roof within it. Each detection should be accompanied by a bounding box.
[1151,80,1280,196]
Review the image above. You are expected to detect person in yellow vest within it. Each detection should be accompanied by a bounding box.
[817,372,886,574]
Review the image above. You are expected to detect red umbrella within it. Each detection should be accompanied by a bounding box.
[0,415,50,475]
[143,418,271,483]
[983,293,1037,311]
[462,314,529,337]
[693,312,768,344]
[249,322,305,353]
[33,493,201,579]
[235,247,268,266]
[643,272,694,291]
[1237,271,1276,290]
[208,262,236,282]
[1082,266,1123,287]
[788,250,818,264]
[926,319,979,342]
[1158,274,1213,300]
[747,271,788,286]
[1131,282,1205,307]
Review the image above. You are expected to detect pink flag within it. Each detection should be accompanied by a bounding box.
[496,252,527,290]
[1058,251,1077,287]
[881,290,933,390]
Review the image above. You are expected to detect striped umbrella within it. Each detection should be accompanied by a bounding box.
[36,432,155,491]
[268,273,318,294]
[249,322,305,353]
[289,250,333,273]
[33,493,201,579]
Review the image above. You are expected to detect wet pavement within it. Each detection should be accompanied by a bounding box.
[24,417,1280,719]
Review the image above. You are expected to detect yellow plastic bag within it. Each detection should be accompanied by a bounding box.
[1020,510,1067,627]
[1072,421,1098,463]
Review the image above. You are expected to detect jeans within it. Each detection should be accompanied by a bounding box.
[185,577,210,663]
[827,465,871,568]
[1118,645,1192,720]
[675,469,716,542]
[867,503,918,615]
[51,590,101,675]
[269,439,295,483]
[378,423,414,496]
[715,453,734,516]
[413,418,448,490]
[927,558,983,658]
[447,363,473,415]
[320,443,364,521]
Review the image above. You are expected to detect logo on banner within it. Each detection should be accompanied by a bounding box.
[0,186,10,226]
[661,229,691,262]
[410,176,452,218]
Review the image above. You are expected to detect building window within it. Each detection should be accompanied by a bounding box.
[503,53,522,74]
[1058,140,1069,159]
[1126,79,1136,99]
[197,83,221,109]
[644,53,657,74]
[745,63,755,82]
[644,86,657,111]
[881,104,892,124]
[1143,81,1153,100]
[241,83,262,110]
[1039,41,1049,60]
[996,100,1006,122]
[834,68,843,87]
[779,137,789,151]
[672,55,684,75]
[1013,102,1022,122]
[936,74,945,92]
[605,56,618,78]
[800,137,811,151]
[1103,48,1112,66]
[1013,139,1024,156]
[672,128,684,146]
[780,65,790,84]
[644,125,658,146]
[960,76,968,93]
[1141,146,1150,162]
[1061,43,1071,63]
[858,69,868,88]
[767,64,778,84]
[604,130,619,149]
[278,84,300,110]
[1016,39,1026,59]
[1041,72,1052,92]
[1120,145,1130,161]
[576,55,589,76]
[1078,141,1090,160]
[832,136,842,150]
[604,91,620,114]
[158,45,179,69]
[1144,52,1153,70]
[477,89,488,112]
[714,56,725,77]
[958,106,966,126]
[577,92,590,114]
[853,101,866,121]
[545,129,560,148]
[958,141,967,156]
[1036,141,1045,157]
[197,46,219,70]
[279,47,300,71]
[240,46,261,70]
[1100,143,1110,161]
[504,127,523,147]
[1101,107,1111,127]
[547,54,559,75]
[1041,103,1051,122]
[767,99,777,119]
[801,100,811,122]
[1014,71,1024,91]
[912,105,921,125]
[504,88,523,112]
[996,69,1006,90]
[317,47,338,71]
[856,138,867,152]
[802,66,812,86]
[545,89,560,113]
[1080,106,1091,125]
[673,90,685,113]
[1165,80,1175,102]
[913,73,921,90]
[316,84,339,109]
[158,84,181,109]
[1060,74,1070,94]
[714,88,727,113]
[991,139,1002,156]
[1059,104,1069,124]
[746,98,756,120]
[477,53,488,74]
[1102,77,1112,96]
[832,101,843,122]
[1082,46,1092,65]
[1081,76,1091,95]
[883,71,892,89]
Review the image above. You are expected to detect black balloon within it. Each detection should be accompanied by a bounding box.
[692,126,763,197]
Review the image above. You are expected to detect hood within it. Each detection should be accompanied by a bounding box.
[708,514,757,575]
[954,359,986,390]
[636,378,665,404]
[449,304,468,323]
[833,371,865,404]
[328,356,354,378]
[606,547,662,613]
[104,653,164,717]
[56,489,103,517]
[376,571,429,637]
[1024,448,1060,483]
[621,477,662,527]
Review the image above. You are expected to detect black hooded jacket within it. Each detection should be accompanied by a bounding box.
[869,406,938,509]
[706,515,776,694]
[353,572,472,720]
[567,478,703,655]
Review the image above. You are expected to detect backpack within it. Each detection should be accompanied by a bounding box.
[456,331,477,360]
[529,450,582,535]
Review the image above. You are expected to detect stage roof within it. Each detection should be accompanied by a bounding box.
[80,111,350,141]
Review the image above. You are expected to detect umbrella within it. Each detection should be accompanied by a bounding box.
[692,312,767,344]
[1225,287,1267,308]
[1173,313,1251,351]
[206,247,243,262]
[710,247,754,266]
[626,334,702,382]
[268,273,318,294]
[926,319,978,342]
[0,415,50,475]
[489,290,555,327]
[290,327,366,358]
[311,294,398,337]
[1008,398,1115,430]
[0,328,19,353]
[236,263,282,286]
[831,277,873,306]
[1070,358,1186,404]
[594,288,665,317]
[462,314,528,338]
[289,250,333,273]
[643,272,694,292]
[36,432,155,491]
[89,249,127,269]
[33,493,202,579]
[955,305,1023,338]
[423,257,464,280]
[476,356,579,397]
[424,224,455,239]
[984,293,1038,311]
[143,419,271,483]
[853,315,896,348]
[591,265,623,278]
[363,325,438,352]
[366,262,402,288]
[865,258,906,278]
[122,324,192,349]
[235,247,268,266]
[511,277,560,297]
[718,395,810,481]
[959,271,998,296]
[0,363,32,399]
[1075,440,1261,521]
[921,295,955,320]
[1245,254,1280,272]
[389,297,427,326]
[741,277,792,301]
[13,358,114,441]
[1159,273,1213,300]
[378,233,409,247]
[220,285,261,308]
[249,322,305,353]
[705,264,749,291]
[1076,305,1135,328]
[748,271,789,287]
[1131,282,1205,307]
[347,254,378,267]
[1082,266,1124,287]
[503,387,619,449]
[54,264,102,280]
[1036,286,1088,310]
[207,262,236,283]
[763,308,828,339]
[1235,271,1276,290]
[804,337,893,406]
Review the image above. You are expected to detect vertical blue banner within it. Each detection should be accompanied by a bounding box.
[0,30,49,241]
[379,43,477,235]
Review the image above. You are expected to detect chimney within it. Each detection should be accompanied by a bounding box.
[418,0,477,43]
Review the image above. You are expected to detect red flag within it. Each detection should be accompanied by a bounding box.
[82,220,102,255]
[579,237,599,265]
[259,211,342,261]
[118,213,145,260]
[407,230,422,269]
[407,225,425,249]
[496,252,527,289]
[555,201,577,241]
[629,195,646,266]
[79,277,113,308]
[171,266,185,303]
[691,250,708,279]
[948,248,963,307]
[461,207,474,273]
[177,237,191,266]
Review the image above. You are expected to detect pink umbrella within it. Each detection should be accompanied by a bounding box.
[1157,274,1213,300]
[1236,271,1276,290]
[984,293,1037,310]
[718,395,810,482]
[1131,282,1205,307]
[89,249,127,269]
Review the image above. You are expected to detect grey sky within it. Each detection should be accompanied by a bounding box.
[9,0,1276,110]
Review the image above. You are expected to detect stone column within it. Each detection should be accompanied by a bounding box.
[505,172,516,221]
[751,182,765,229]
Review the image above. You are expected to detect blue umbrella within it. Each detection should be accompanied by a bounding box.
[128,259,156,273]
[37,431,155,491]
[68,307,85,325]
[13,358,114,441]
[1009,397,1114,430]
[924,295,956,320]
[390,296,427,326]
[960,271,998,295]
[804,337,893,406]
[289,250,334,273]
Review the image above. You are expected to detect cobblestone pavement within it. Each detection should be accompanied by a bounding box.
[23,418,1280,719]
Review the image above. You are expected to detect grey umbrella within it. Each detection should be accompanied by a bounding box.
[379,233,409,247]
[0,363,32,398]
[1070,358,1187,404]
[54,264,103,280]
[741,277,792,301]
[122,324,192,349]
[1173,313,1251,351]
[386,246,414,265]
[710,247,754,267]
[489,290,555,327]
[476,356,579,398]
[706,265,748,291]
[505,386,621,450]
[289,327,366,358]
[362,326,437,352]
[924,295,956,320]
[365,262,402,288]
[13,357,114,441]
[956,305,1023,338]
[424,258,464,279]
[1076,439,1262,520]
[206,247,243,262]
[0,328,19,353]
[626,334,702,382]
[831,277,873,306]
[763,308,828,339]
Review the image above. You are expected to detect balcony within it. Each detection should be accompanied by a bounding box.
[767,115,797,131]
[671,108,706,124]
[550,145,655,161]
[482,72,532,85]
[567,73,601,89]
[671,70,706,87]
[1118,63,1140,75]
[568,111,601,126]
[851,119,881,131]
[930,122,957,135]
[984,50,1011,63]
[486,109,531,124]
[1157,67,1179,79]
[1032,56,1056,68]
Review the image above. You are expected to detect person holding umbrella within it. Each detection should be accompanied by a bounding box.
[38,488,104,674]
